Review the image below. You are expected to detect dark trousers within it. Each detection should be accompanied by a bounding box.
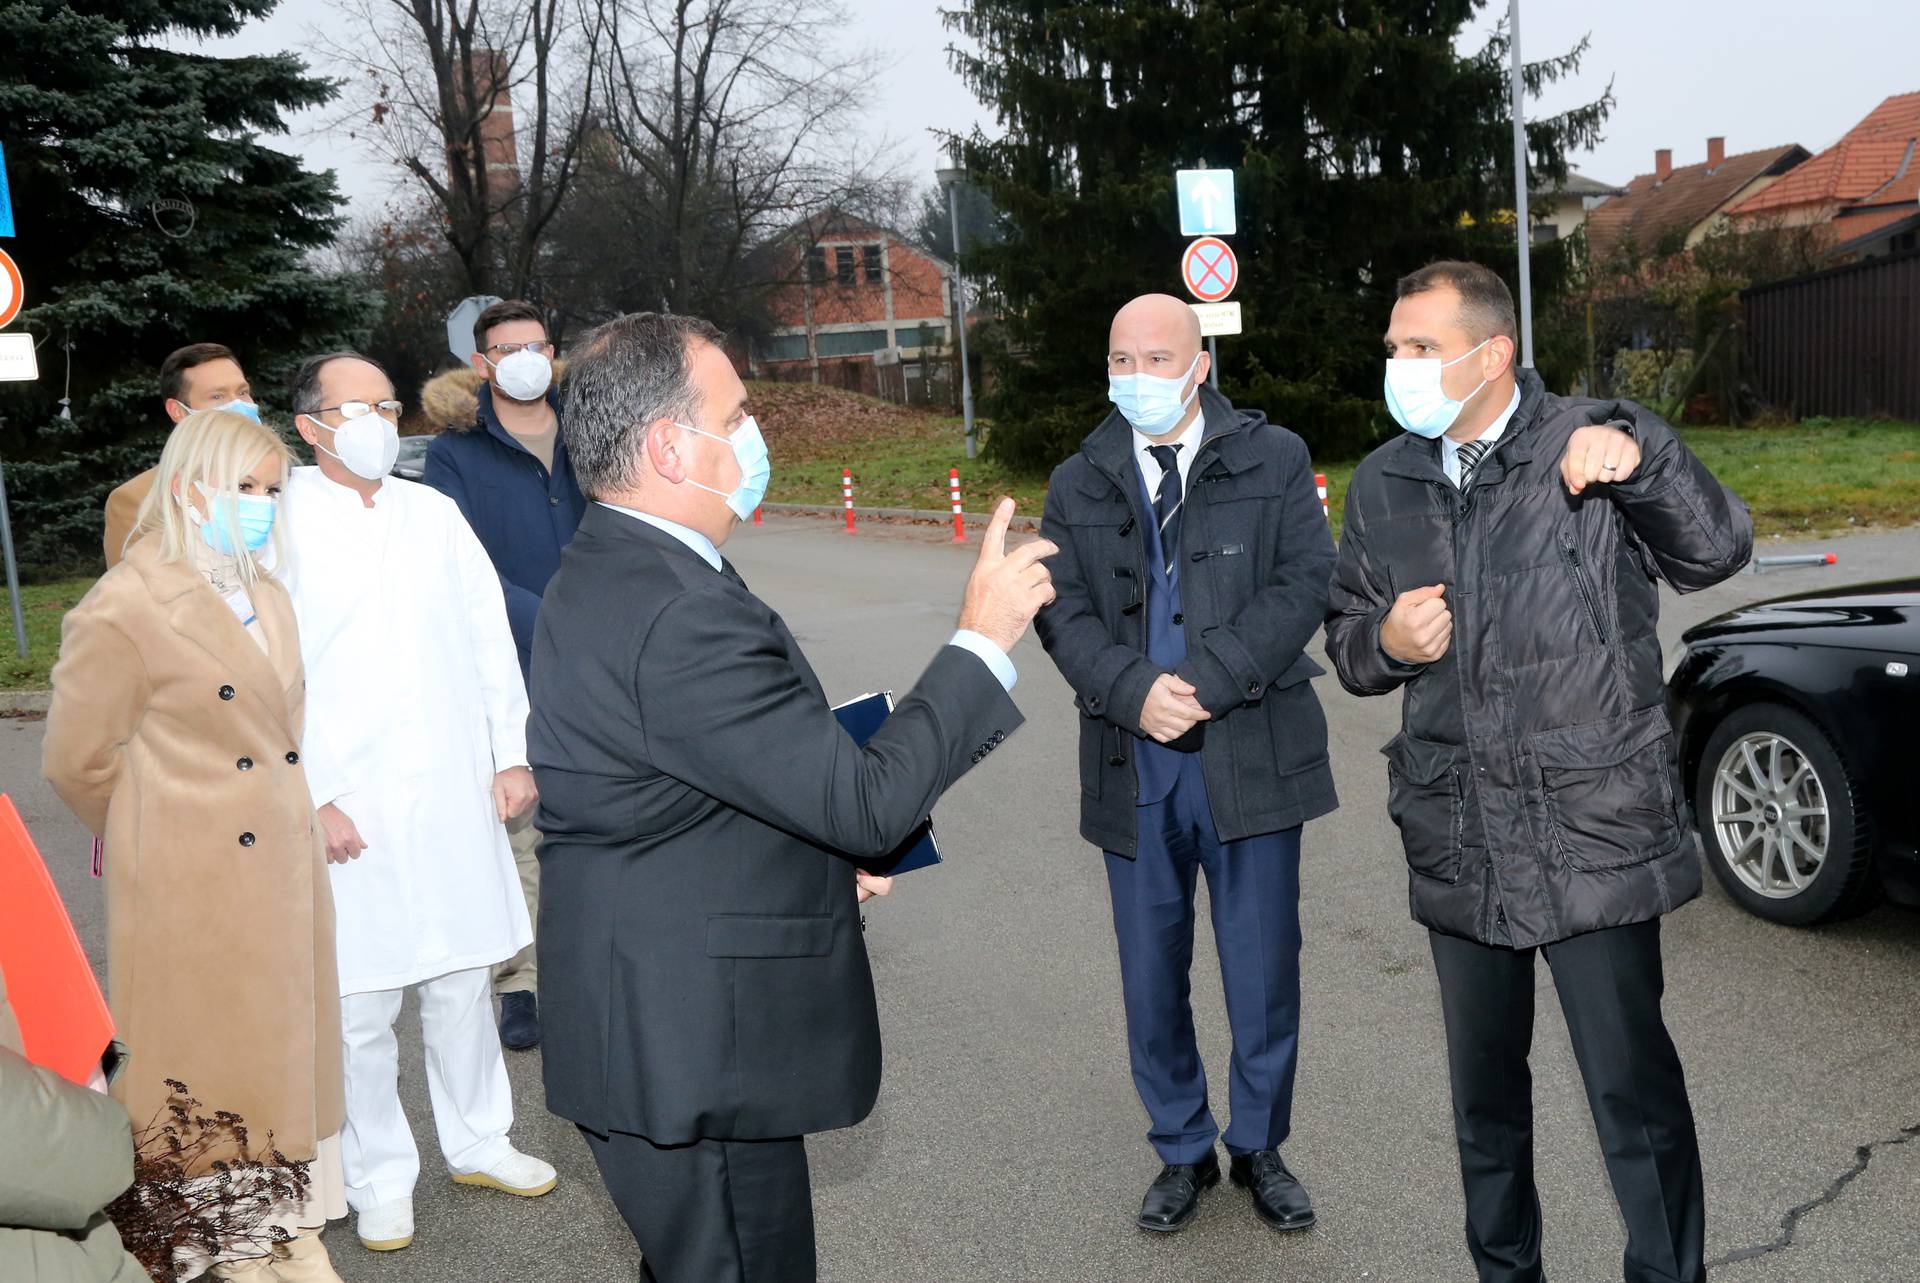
[1428,920,1706,1283]
[1105,753,1303,1164]
[581,1126,814,1283]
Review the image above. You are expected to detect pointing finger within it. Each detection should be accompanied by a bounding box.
[1005,536,1060,571]
[976,498,1015,564]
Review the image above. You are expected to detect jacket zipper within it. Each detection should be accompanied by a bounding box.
[1558,530,1609,645]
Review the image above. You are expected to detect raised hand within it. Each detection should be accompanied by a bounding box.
[1562,425,1641,495]
[1380,583,1453,665]
[957,498,1059,654]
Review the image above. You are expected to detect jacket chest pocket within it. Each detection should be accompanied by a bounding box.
[1530,708,1679,871]
[1382,733,1466,883]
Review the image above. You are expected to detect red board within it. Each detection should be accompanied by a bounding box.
[1181,237,1238,303]
[0,248,20,329]
[0,795,114,1084]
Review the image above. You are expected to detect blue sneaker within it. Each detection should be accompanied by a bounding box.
[499,991,539,1050]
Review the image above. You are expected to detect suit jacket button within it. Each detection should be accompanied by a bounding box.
[1172,612,1184,625]
[238,832,256,847]
[219,685,236,701]
[286,751,301,765]
[549,496,560,507]
[236,757,253,771]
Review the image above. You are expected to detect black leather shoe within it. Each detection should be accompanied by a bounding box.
[499,991,540,1050]
[1136,1150,1220,1232]
[1229,1149,1315,1231]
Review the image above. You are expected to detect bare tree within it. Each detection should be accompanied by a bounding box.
[567,0,897,324]
[322,0,604,299]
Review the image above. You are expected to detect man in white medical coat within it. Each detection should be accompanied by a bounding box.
[282,352,557,1255]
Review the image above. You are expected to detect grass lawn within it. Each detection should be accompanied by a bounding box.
[1675,419,1920,537]
[0,577,90,693]
[765,415,1050,517]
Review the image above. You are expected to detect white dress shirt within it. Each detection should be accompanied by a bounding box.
[1442,387,1523,488]
[1131,406,1208,499]
[598,502,1016,690]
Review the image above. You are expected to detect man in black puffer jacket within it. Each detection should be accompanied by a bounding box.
[1327,261,1751,1283]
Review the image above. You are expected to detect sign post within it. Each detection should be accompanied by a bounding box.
[0,142,15,239]
[1176,169,1239,389]
[1180,236,1238,391]
[0,247,28,656]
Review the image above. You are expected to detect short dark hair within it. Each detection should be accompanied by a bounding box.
[475,299,546,352]
[1396,261,1518,344]
[563,312,726,499]
[289,351,392,417]
[159,343,239,402]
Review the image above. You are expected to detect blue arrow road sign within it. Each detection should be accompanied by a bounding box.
[1176,168,1235,237]
[0,143,14,238]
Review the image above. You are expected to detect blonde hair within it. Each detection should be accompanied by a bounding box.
[130,409,294,585]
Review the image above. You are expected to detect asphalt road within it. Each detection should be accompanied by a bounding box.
[4,516,1916,1283]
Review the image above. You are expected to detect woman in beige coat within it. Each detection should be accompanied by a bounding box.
[44,409,348,1283]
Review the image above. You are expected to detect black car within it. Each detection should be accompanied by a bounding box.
[1667,578,1920,925]
[393,434,434,482]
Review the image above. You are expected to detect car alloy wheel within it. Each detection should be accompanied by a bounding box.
[1710,731,1829,898]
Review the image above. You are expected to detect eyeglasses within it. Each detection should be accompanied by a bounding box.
[485,341,554,358]
[310,400,404,422]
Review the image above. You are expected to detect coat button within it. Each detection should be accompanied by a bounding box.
[1172,613,1184,625]
[1248,681,1261,695]
[1108,754,1127,766]
[286,751,301,765]
[219,685,236,701]
[238,832,256,847]
[236,757,253,771]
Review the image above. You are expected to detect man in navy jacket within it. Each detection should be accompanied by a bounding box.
[425,298,587,1050]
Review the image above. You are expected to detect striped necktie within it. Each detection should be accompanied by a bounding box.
[1456,437,1491,491]
[1147,443,1185,576]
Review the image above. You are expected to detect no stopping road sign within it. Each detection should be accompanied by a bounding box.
[1181,237,1237,303]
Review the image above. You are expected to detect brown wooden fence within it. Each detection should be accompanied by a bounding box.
[1743,249,1920,420]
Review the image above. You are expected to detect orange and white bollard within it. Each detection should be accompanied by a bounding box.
[752,505,763,526]
[949,468,966,542]
[1315,473,1329,521]
[842,468,856,534]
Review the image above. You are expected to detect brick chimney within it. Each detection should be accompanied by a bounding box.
[1706,136,1725,170]
[459,49,520,207]
[1655,149,1673,183]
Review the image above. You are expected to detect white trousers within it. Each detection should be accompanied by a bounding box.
[339,965,514,1211]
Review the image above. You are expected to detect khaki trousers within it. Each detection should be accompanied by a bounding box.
[492,810,539,995]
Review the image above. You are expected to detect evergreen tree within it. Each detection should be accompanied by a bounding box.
[0,0,376,562]
[944,0,1608,471]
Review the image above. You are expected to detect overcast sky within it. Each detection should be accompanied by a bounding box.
[207,1,1917,210]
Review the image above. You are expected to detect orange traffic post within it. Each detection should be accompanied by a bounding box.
[1315,473,1329,521]
[752,505,763,526]
[842,468,856,534]
[949,468,966,542]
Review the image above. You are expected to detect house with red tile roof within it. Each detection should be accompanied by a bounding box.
[1726,92,1920,260]
[1585,137,1810,267]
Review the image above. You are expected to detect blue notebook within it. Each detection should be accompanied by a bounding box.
[833,691,943,876]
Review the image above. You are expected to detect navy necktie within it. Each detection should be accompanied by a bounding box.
[1147,443,1185,576]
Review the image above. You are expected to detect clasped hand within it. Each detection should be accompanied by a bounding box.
[1139,673,1209,743]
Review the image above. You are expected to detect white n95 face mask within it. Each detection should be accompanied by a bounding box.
[490,348,554,402]
[1383,340,1491,439]
[311,408,400,480]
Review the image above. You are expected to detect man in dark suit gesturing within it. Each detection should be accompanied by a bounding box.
[527,311,1055,1282]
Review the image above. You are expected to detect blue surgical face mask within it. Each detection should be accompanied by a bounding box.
[191,483,276,554]
[1383,340,1491,438]
[216,399,263,424]
[1109,352,1202,436]
[678,416,771,521]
